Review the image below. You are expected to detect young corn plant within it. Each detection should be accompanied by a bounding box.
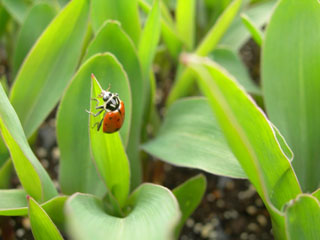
[144,0,320,239]
[0,0,209,239]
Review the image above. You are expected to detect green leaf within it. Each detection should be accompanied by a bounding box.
[83,21,144,188]
[28,197,64,240]
[90,0,141,45]
[173,174,206,238]
[0,84,57,201]
[313,189,320,202]
[262,0,320,192]
[0,159,12,189]
[143,97,246,178]
[285,194,320,240]
[187,55,301,211]
[12,2,57,77]
[209,47,260,95]
[1,0,31,24]
[166,0,242,106]
[89,72,131,208]
[57,54,128,196]
[66,184,180,240]
[0,5,10,37]
[241,13,263,46]
[10,0,90,138]
[138,0,161,79]
[0,190,66,227]
[221,0,275,51]
[176,0,195,50]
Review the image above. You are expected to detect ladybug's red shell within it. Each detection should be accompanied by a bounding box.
[102,101,125,133]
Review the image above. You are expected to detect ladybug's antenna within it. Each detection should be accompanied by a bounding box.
[106,83,111,91]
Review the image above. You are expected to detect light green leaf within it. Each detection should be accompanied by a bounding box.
[83,21,143,188]
[10,0,90,138]
[139,0,161,79]
[12,3,57,77]
[90,0,141,45]
[0,84,57,202]
[221,0,275,51]
[262,0,320,192]
[0,5,10,37]
[1,0,31,24]
[176,0,195,50]
[143,97,246,178]
[313,189,320,201]
[210,47,260,95]
[0,159,12,189]
[66,184,180,240]
[28,197,63,240]
[285,194,320,240]
[0,190,66,227]
[57,54,127,196]
[89,72,131,207]
[241,13,263,46]
[166,0,242,106]
[187,55,301,211]
[173,174,206,238]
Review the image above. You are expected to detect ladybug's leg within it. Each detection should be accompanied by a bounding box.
[97,112,106,131]
[86,109,104,117]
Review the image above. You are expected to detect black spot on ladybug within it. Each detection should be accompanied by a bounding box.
[117,118,120,122]
[115,128,120,131]
[109,117,112,120]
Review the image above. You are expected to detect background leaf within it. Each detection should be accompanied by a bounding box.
[173,174,206,238]
[12,2,57,77]
[89,70,131,207]
[143,97,246,178]
[262,0,320,192]
[241,13,263,46]
[90,0,141,45]
[28,197,64,240]
[1,0,31,24]
[285,194,320,240]
[10,0,90,138]
[188,55,301,239]
[66,184,180,240]
[0,84,57,201]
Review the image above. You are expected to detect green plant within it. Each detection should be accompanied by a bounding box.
[0,0,209,239]
[144,0,320,239]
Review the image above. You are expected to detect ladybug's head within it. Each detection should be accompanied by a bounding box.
[101,90,120,111]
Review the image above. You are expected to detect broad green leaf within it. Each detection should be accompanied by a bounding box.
[176,0,195,50]
[221,0,275,51]
[0,159,12,189]
[28,197,63,240]
[139,0,161,79]
[66,184,180,240]
[173,174,206,238]
[143,98,246,178]
[57,54,130,196]
[12,3,57,77]
[210,47,260,95]
[89,72,131,207]
[0,191,66,228]
[10,0,90,138]
[188,55,301,211]
[262,0,320,192]
[90,0,141,45]
[241,13,263,46]
[285,194,320,240]
[167,0,242,106]
[1,0,31,24]
[83,21,143,188]
[0,84,57,201]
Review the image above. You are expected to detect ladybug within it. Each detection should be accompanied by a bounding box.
[87,88,125,133]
